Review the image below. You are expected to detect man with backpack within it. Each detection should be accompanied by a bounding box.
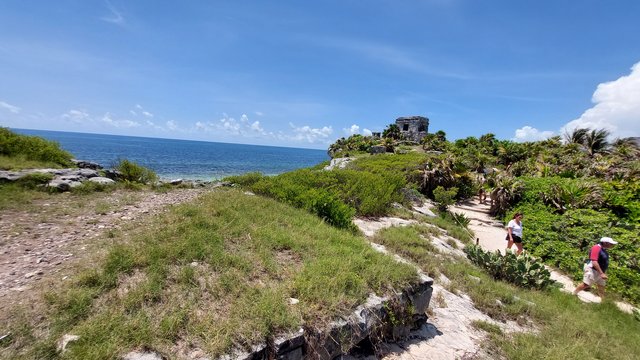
[573,237,618,298]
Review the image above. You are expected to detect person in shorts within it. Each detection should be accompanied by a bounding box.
[506,212,523,255]
[573,237,618,299]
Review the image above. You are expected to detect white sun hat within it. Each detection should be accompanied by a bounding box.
[600,237,618,245]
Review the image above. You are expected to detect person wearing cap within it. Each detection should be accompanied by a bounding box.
[573,237,618,298]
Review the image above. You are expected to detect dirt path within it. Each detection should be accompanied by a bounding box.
[0,187,212,311]
[354,211,523,360]
[451,199,637,313]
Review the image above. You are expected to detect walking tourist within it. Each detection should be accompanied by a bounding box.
[573,237,618,299]
[506,212,524,255]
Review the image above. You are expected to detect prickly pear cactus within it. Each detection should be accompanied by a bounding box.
[464,245,554,290]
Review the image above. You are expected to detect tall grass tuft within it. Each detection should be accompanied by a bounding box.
[114,159,158,184]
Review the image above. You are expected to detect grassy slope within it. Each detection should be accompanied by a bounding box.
[3,188,417,359]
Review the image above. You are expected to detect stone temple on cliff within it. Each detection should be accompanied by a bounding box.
[396,116,429,142]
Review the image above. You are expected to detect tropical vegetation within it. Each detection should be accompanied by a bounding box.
[327,125,639,305]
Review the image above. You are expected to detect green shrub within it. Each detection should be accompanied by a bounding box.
[433,186,457,211]
[114,159,157,184]
[234,168,404,229]
[464,245,554,290]
[0,128,73,167]
[223,172,266,187]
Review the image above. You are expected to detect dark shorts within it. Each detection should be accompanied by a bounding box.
[506,234,523,243]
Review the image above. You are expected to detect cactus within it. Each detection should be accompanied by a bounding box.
[464,245,554,290]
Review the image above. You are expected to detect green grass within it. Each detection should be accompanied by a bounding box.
[3,188,418,359]
[0,183,54,211]
[0,154,67,170]
[373,225,441,277]
[421,213,474,243]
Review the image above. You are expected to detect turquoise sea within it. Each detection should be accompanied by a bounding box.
[13,129,329,181]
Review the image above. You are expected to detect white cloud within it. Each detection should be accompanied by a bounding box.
[212,114,271,137]
[0,100,21,113]
[289,122,333,143]
[255,111,264,116]
[343,124,360,135]
[166,120,178,130]
[341,124,374,137]
[101,113,140,128]
[102,0,124,25]
[512,126,554,142]
[130,104,153,118]
[250,121,267,134]
[562,61,640,138]
[61,109,91,123]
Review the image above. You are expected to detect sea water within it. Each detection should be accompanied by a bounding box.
[12,129,329,180]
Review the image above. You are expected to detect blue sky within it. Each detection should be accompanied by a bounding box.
[1,1,639,149]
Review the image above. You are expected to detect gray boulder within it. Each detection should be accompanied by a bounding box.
[47,179,72,192]
[72,159,103,170]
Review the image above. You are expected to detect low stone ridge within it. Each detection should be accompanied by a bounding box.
[216,276,433,360]
[71,159,103,170]
[0,164,214,191]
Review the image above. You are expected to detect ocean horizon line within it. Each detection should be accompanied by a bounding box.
[8,127,329,152]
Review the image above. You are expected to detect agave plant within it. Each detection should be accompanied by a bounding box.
[420,155,456,196]
[488,175,524,216]
[540,181,604,213]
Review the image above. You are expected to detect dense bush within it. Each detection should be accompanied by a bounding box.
[464,245,554,290]
[225,168,406,230]
[114,159,158,184]
[0,127,73,167]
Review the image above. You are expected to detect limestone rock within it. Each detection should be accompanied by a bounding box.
[56,334,80,353]
[88,177,116,185]
[370,145,387,154]
[122,351,165,360]
[324,157,352,170]
[72,159,103,170]
[47,179,72,192]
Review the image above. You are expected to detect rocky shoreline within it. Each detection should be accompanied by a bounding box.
[0,159,214,191]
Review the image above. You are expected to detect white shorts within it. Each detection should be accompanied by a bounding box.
[582,263,606,287]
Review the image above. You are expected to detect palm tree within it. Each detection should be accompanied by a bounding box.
[488,175,524,216]
[382,124,402,140]
[611,137,640,158]
[564,127,589,145]
[420,156,455,196]
[583,129,610,156]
